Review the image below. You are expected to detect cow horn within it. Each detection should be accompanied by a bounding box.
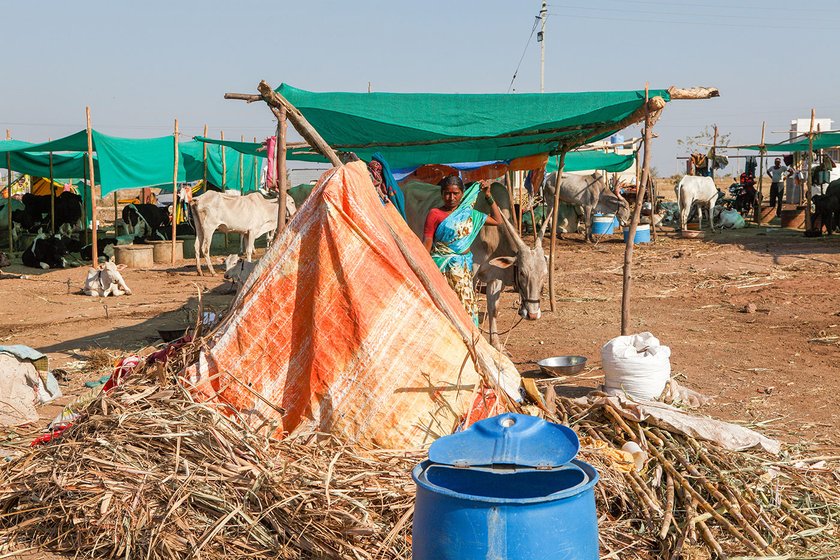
[498,213,529,253]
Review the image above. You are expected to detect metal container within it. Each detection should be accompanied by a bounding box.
[537,355,587,377]
[412,413,599,560]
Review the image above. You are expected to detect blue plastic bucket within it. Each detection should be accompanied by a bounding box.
[623,224,651,244]
[592,215,616,235]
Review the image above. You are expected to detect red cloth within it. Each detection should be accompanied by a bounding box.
[423,207,449,241]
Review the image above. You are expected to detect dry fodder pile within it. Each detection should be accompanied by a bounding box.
[556,396,840,559]
[0,374,418,560]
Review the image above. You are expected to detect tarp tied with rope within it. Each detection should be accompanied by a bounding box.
[273,83,671,168]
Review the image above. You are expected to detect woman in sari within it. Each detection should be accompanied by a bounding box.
[423,175,503,324]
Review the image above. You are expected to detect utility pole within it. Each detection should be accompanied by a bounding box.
[538,0,547,93]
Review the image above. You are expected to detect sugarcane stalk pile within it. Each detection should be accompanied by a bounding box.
[0,374,418,560]
[555,396,840,559]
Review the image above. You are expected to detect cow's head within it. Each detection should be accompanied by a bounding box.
[489,214,548,321]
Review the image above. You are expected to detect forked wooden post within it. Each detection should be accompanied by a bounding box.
[202,124,208,193]
[86,106,98,262]
[171,118,179,264]
[621,84,653,335]
[548,150,567,312]
[276,106,288,237]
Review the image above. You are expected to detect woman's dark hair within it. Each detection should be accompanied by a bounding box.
[439,174,465,193]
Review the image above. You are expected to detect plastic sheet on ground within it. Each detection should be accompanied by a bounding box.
[183,161,521,449]
[581,392,781,454]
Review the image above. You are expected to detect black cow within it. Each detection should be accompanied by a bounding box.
[122,204,169,240]
[22,234,69,269]
[812,194,840,235]
[21,192,83,234]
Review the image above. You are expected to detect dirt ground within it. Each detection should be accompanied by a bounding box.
[1,211,839,557]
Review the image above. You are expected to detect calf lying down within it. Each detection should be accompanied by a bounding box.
[223,254,258,294]
[83,261,132,297]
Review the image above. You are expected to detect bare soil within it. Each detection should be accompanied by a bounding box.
[1,219,839,557]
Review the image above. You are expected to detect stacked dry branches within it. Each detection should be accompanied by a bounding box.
[556,396,840,559]
[0,374,418,560]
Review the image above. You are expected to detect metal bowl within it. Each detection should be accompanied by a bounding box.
[158,328,188,343]
[681,230,704,239]
[537,356,588,377]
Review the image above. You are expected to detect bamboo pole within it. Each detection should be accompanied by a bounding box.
[48,142,55,235]
[275,106,288,237]
[650,173,658,242]
[171,119,179,264]
[5,129,11,253]
[805,109,815,230]
[621,84,653,335]
[711,125,718,180]
[548,150,567,312]
[220,130,227,189]
[505,171,516,228]
[239,134,244,192]
[86,106,98,262]
[202,124,208,193]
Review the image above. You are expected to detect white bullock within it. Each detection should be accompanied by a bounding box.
[191,191,295,276]
[675,175,719,232]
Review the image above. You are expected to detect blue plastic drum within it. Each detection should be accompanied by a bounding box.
[412,413,600,560]
[592,214,616,235]
[623,224,651,244]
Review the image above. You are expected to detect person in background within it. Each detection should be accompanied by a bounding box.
[767,157,788,214]
[423,175,502,324]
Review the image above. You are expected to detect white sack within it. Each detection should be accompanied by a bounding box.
[719,208,746,229]
[601,332,671,400]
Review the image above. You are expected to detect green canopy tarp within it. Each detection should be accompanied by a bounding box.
[274,83,670,168]
[546,151,635,174]
[740,131,840,153]
[193,136,330,163]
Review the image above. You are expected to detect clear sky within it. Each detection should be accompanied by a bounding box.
[4,0,840,176]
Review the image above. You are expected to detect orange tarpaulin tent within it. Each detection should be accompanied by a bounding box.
[183,161,520,448]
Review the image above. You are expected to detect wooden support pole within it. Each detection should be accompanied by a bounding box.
[254,81,342,167]
[5,128,11,252]
[239,134,244,192]
[202,124,208,193]
[48,143,55,235]
[805,109,815,230]
[171,118,179,264]
[253,136,258,191]
[548,151,566,313]
[6,128,12,253]
[86,106,98,262]
[275,106,288,238]
[220,130,227,189]
[650,173,658,242]
[82,155,88,245]
[755,122,766,222]
[517,171,524,235]
[711,124,718,180]
[621,84,653,335]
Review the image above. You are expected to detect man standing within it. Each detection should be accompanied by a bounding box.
[767,158,788,214]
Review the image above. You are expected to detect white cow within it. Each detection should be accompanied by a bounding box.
[83,261,132,297]
[675,175,719,232]
[191,191,295,276]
